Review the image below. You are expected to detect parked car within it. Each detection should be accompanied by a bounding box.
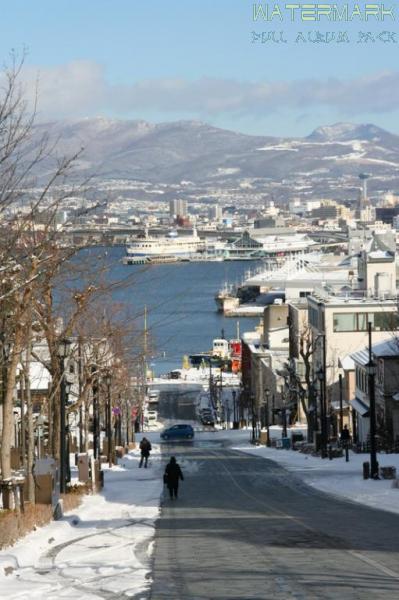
[160,424,194,440]
[199,408,215,426]
[147,410,158,421]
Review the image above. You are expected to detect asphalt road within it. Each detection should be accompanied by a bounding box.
[149,442,399,600]
[157,388,199,421]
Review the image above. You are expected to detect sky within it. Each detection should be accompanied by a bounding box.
[0,0,398,137]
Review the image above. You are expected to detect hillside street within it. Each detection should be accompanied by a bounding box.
[1,432,399,599]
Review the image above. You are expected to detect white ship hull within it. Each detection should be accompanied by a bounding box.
[126,231,204,258]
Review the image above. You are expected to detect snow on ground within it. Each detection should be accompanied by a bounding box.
[233,438,399,515]
[0,438,163,600]
[2,428,399,599]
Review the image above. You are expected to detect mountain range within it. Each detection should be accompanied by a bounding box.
[32,118,399,195]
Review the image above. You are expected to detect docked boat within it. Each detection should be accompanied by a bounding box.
[125,227,205,259]
[214,282,237,312]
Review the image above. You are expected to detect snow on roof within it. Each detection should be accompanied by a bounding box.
[350,348,370,366]
[372,338,399,358]
[17,361,51,391]
[368,250,394,261]
[338,355,355,371]
[351,337,399,366]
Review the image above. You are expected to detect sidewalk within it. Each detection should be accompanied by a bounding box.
[0,442,163,600]
[233,441,399,515]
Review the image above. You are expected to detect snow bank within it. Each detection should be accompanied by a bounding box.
[234,442,399,515]
[0,442,163,599]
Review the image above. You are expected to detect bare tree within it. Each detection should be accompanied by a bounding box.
[286,325,318,443]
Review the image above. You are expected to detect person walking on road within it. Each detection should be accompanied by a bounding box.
[139,437,152,468]
[340,425,351,446]
[164,456,184,500]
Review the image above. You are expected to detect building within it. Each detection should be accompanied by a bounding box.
[169,199,187,219]
[308,291,399,405]
[357,230,396,297]
[208,205,223,221]
[351,339,399,445]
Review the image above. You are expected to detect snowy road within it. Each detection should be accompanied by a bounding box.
[150,443,399,599]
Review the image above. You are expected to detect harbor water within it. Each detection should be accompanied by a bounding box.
[78,247,260,375]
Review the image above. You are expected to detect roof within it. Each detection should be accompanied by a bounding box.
[365,231,396,255]
[371,338,399,358]
[351,397,370,416]
[338,355,355,371]
[351,338,399,366]
[368,250,394,262]
[350,348,370,367]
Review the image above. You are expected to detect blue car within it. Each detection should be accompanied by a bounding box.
[161,424,194,440]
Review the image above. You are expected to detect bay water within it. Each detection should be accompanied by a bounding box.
[92,247,260,375]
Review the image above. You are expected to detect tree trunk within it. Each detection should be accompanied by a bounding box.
[20,375,26,470]
[25,330,35,503]
[51,380,61,460]
[1,332,23,483]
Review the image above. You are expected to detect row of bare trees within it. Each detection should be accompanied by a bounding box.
[0,54,147,509]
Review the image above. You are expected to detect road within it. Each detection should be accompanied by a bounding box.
[157,387,200,422]
[150,441,399,600]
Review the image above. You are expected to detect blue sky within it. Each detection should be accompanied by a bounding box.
[1,0,398,136]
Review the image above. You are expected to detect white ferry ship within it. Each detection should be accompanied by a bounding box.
[125,227,205,261]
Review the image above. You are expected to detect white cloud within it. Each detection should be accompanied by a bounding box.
[11,60,399,119]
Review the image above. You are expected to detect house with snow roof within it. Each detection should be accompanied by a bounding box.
[351,338,399,446]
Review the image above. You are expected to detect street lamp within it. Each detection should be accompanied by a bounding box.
[105,371,113,468]
[280,386,288,438]
[316,366,327,458]
[232,390,238,429]
[58,337,72,494]
[366,322,379,479]
[90,365,100,460]
[264,387,271,447]
[251,394,256,443]
[338,373,344,435]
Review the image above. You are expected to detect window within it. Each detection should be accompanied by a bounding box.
[357,313,368,331]
[370,312,399,331]
[309,306,319,328]
[333,313,357,332]
[333,311,399,332]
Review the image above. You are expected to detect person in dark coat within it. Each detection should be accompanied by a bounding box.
[139,437,152,468]
[164,456,184,499]
[340,425,351,446]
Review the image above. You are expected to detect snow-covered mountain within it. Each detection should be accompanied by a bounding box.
[307,122,396,144]
[30,118,399,195]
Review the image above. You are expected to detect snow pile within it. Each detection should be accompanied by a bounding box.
[0,441,163,599]
[234,442,399,515]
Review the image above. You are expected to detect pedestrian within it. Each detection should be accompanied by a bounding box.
[164,456,184,500]
[340,425,351,446]
[139,437,152,468]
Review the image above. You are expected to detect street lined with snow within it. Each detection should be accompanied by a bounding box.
[1,430,399,599]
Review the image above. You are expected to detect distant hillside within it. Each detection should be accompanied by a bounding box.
[30,118,399,190]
